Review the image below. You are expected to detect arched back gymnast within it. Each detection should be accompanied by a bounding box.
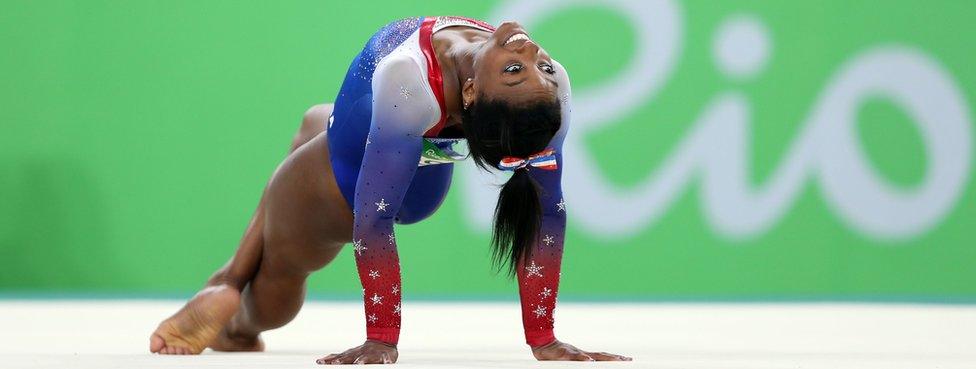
[149,16,631,364]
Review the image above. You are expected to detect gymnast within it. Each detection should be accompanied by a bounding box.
[149,16,631,364]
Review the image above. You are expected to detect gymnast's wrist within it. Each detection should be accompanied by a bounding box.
[364,338,398,349]
[366,327,400,346]
[524,328,556,348]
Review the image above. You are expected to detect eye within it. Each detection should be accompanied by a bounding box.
[504,63,523,73]
[538,62,555,75]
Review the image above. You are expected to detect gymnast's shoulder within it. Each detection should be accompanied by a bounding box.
[371,53,440,130]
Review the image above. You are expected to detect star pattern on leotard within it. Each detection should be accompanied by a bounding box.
[353,239,366,255]
[525,260,544,278]
[556,198,566,212]
[375,198,389,212]
[542,235,554,246]
[532,304,548,318]
[333,17,571,344]
[539,287,552,300]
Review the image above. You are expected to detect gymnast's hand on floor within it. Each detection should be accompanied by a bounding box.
[315,340,398,365]
[531,339,632,361]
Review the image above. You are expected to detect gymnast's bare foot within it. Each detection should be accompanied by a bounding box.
[149,285,241,355]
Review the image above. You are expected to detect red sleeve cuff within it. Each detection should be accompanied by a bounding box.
[366,327,400,345]
[524,329,556,347]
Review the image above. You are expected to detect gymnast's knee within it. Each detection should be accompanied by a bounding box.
[293,104,333,149]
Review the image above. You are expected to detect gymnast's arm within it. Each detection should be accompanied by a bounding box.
[317,55,436,365]
[518,61,631,362]
[517,59,571,349]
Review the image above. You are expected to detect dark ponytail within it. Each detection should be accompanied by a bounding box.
[460,95,561,277]
[493,168,542,276]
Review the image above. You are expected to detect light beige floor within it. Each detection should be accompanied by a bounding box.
[1,300,974,368]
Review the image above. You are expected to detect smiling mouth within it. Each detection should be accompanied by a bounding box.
[504,32,530,45]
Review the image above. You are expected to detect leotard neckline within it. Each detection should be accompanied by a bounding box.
[419,16,496,138]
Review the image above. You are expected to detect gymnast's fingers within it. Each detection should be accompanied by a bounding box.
[352,354,367,364]
[317,351,357,365]
[315,353,338,364]
[586,351,633,361]
[365,350,397,364]
[569,351,595,361]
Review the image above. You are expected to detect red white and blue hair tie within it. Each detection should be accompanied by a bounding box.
[498,148,558,171]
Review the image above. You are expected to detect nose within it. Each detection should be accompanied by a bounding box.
[517,39,541,54]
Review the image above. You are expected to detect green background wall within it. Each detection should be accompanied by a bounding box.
[1,0,973,300]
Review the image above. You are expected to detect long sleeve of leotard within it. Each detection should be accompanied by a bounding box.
[517,60,573,347]
[351,55,439,345]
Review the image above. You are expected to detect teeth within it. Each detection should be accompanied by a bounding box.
[504,33,530,45]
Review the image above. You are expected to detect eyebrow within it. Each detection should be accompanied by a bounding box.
[504,78,527,87]
[505,78,559,88]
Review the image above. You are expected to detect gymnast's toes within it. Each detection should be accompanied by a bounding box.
[149,285,241,355]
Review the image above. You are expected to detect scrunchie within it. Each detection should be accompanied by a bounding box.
[498,148,558,171]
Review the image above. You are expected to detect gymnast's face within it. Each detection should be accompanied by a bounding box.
[463,21,559,107]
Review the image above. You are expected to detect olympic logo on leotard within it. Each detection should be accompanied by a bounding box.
[460,0,973,242]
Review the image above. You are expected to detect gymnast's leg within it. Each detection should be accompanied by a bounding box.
[211,128,354,350]
[149,104,337,354]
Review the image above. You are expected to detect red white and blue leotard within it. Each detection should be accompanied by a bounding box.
[325,16,572,347]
